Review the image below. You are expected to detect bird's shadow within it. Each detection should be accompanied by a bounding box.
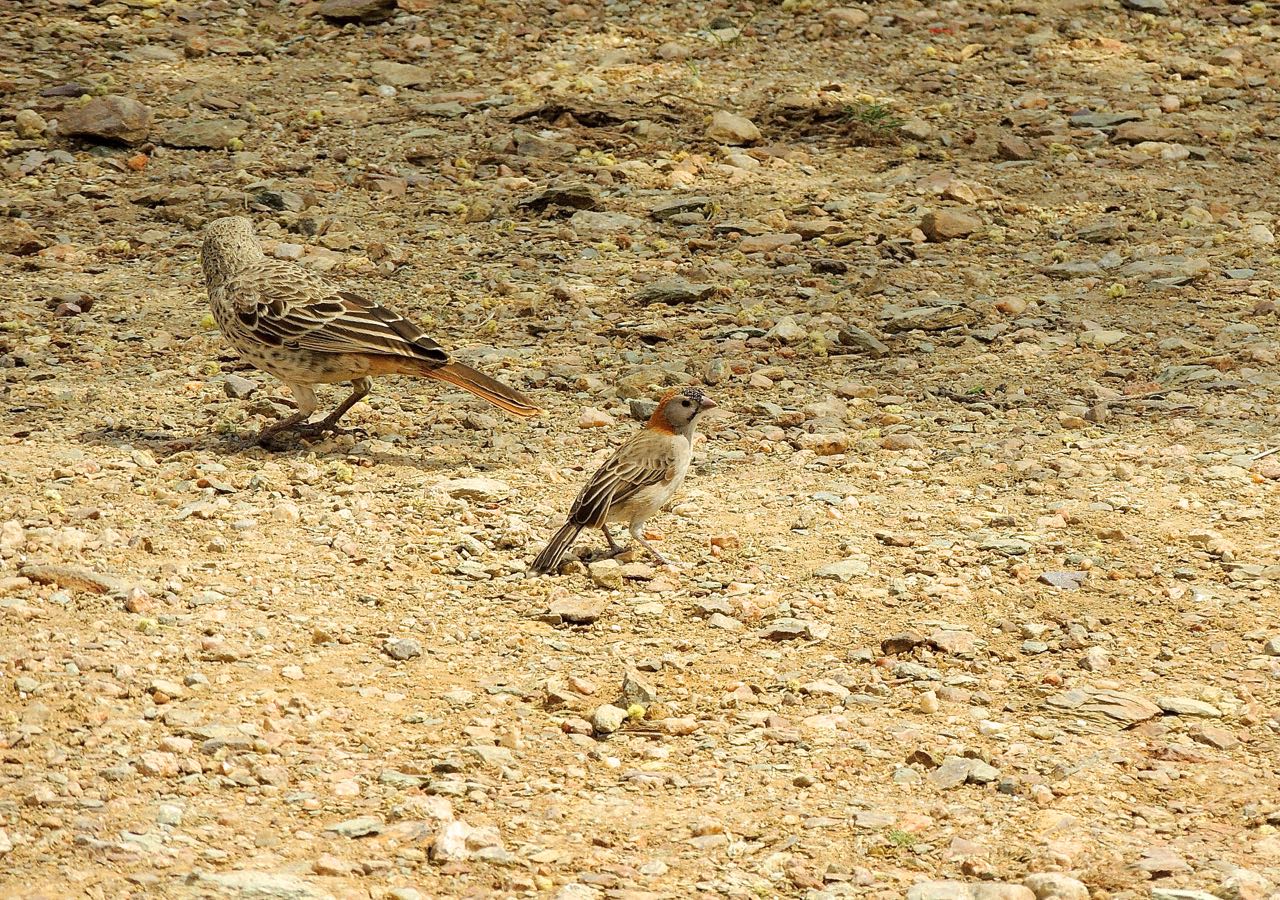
[73,425,458,472]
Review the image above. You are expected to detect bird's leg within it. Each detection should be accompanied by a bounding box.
[256,384,318,448]
[598,526,625,559]
[629,520,678,568]
[299,377,372,436]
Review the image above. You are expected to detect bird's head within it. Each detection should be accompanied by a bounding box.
[201,216,262,279]
[649,386,717,436]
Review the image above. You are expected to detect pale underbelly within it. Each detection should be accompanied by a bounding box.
[232,340,374,385]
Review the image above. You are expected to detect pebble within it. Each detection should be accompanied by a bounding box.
[223,375,258,399]
[546,596,606,625]
[15,109,47,139]
[706,110,761,145]
[383,638,423,661]
[591,704,628,735]
[1022,874,1087,900]
[587,559,624,589]
[813,558,868,582]
[439,478,510,501]
[578,407,616,428]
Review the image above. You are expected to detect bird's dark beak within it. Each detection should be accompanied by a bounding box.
[699,397,718,411]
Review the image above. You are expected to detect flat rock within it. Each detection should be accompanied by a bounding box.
[882,630,928,655]
[383,638,422,661]
[1136,846,1190,875]
[706,110,761,145]
[370,60,434,87]
[1157,696,1222,718]
[1038,570,1086,589]
[439,477,511,501]
[325,816,384,838]
[518,184,600,212]
[740,232,802,253]
[162,118,248,149]
[317,0,396,21]
[196,870,332,899]
[1047,688,1161,725]
[884,305,977,332]
[758,618,830,641]
[59,95,152,144]
[650,196,711,221]
[569,210,644,236]
[633,277,716,305]
[546,596,606,625]
[1069,110,1143,128]
[813,558,868,582]
[837,326,890,356]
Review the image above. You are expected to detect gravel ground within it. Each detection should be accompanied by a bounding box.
[2,0,1279,898]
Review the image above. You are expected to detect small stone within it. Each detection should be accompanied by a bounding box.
[312,854,353,876]
[1121,0,1168,13]
[617,671,658,709]
[316,0,396,21]
[370,60,434,87]
[1245,224,1275,245]
[882,630,927,655]
[1150,892,1218,900]
[884,305,976,332]
[1263,636,1280,656]
[798,432,851,456]
[162,118,248,150]
[59,95,152,144]
[997,136,1034,160]
[1023,873,1088,900]
[223,374,258,399]
[706,110,761,145]
[767,315,807,342]
[578,407,616,428]
[15,109,47,139]
[587,559,624,590]
[813,558,868,582]
[837,326,890,356]
[920,210,981,241]
[826,7,870,28]
[880,434,925,451]
[758,618,830,641]
[656,42,692,60]
[1136,846,1190,875]
[1079,648,1109,672]
[546,596,606,625]
[383,638,422,661]
[325,816,384,838]
[741,233,802,254]
[440,477,510,501]
[633,277,716,305]
[591,704,628,734]
[929,630,976,657]
[1038,570,1086,589]
[1157,696,1222,718]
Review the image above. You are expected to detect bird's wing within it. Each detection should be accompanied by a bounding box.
[566,432,677,527]
[224,261,448,363]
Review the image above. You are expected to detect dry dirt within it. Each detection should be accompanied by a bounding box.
[2,0,1280,898]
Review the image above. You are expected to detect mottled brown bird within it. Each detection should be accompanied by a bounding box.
[531,387,716,573]
[201,216,538,445]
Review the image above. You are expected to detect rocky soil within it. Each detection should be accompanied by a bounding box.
[2,0,1280,898]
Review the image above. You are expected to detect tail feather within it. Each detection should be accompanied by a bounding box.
[531,522,583,574]
[422,361,540,418]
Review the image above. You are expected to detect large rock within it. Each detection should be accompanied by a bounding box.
[706,110,761,145]
[59,95,152,144]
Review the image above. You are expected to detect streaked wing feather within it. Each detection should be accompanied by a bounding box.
[567,445,673,527]
[229,262,446,362]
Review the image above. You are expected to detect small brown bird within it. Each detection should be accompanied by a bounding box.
[531,387,716,573]
[201,216,538,445]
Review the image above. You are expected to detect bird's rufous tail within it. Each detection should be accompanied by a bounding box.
[395,359,539,418]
